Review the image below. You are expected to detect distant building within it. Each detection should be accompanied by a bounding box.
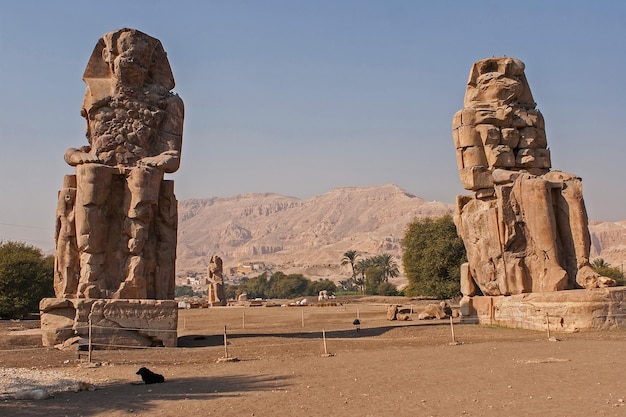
[235,262,266,275]
[187,277,202,286]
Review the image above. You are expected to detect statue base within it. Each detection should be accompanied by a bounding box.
[40,298,178,348]
[460,287,626,332]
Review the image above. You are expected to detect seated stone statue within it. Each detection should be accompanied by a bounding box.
[452,57,614,297]
[55,28,183,299]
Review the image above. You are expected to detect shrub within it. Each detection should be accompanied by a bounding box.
[0,241,54,318]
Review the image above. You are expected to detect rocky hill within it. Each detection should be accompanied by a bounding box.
[176,184,626,280]
[176,184,453,280]
[589,220,626,271]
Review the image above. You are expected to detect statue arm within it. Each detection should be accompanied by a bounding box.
[138,148,180,173]
[64,146,99,166]
[138,94,184,173]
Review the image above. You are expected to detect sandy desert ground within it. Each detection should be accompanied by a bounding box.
[1,297,626,417]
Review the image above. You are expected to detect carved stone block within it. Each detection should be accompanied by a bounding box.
[41,298,178,348]
[459,166,494,191]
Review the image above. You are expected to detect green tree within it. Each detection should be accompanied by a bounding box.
[0,241,54,318]
[590,258,625,285]
[338,277,359,292]
[364,266,384,295]
[224,284,238,301]
[175,285,194,297]
[363,265,399,295]
[402,215,466,299]
[341,250,360,278]
[232,272,338,299]
[370,253,400,282]
[239,272,270,298]
[354,258,373,293]
[267,273,309,299]
[307,278,337,296]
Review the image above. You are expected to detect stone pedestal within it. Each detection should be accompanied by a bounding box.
[461,287,626,332]
[40,298,178,348]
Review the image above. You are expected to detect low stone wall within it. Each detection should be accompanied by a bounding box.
[460,287,626,332]
[40,298,178,348]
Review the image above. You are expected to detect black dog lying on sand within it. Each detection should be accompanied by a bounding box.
[136,367,165,384]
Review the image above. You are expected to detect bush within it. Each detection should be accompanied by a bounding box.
[590,258,625,286]
[175,285,194,297]
[307,279,337,296]
[401,215,466,299]
[235,272,338,299]
[376,282,399,296]
[0,241,54,318]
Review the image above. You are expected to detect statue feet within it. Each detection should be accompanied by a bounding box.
[114,280,143,299]
[78,283,102,299]
[576,265,616,289]
[540,266,569,292]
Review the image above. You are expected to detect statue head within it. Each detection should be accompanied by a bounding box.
[82,28,175,112]
[102,30,153,88]
[464,57,535,109]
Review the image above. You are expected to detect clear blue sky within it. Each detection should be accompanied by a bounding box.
[1,0,625,251]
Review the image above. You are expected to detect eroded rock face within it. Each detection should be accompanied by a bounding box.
[452,57,614,297]
[54,28,183,300]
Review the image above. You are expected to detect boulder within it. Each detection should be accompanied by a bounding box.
[387,305,399,320]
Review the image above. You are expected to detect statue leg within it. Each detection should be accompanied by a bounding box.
[125,166,163,253]
[74,164,116,298]
[518,177,568,292]
[155,180,177,299]
[544,171,616,289]
[114,167,163,298]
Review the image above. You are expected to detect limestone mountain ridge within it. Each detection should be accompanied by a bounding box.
[176,184,452,279]
[176,184,626,280]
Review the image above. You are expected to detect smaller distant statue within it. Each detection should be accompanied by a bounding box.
[207,255,227,306]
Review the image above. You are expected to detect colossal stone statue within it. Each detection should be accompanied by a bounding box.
[207,255,227,306]
[452,57,614,297]
[54,28,184,300]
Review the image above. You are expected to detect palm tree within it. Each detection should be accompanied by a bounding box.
[341,250,361,279]
[591,258,609,269]
[353,257,372,294]
[371,253,400,282]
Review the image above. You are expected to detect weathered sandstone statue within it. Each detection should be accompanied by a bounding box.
[42,28,182,348]
[55,28,183,300]
[452,57,614,297]
[207,255,227,306]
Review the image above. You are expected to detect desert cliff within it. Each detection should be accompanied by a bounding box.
[176,184,625,280]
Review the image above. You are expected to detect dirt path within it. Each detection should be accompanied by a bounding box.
[1,303,626,416]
